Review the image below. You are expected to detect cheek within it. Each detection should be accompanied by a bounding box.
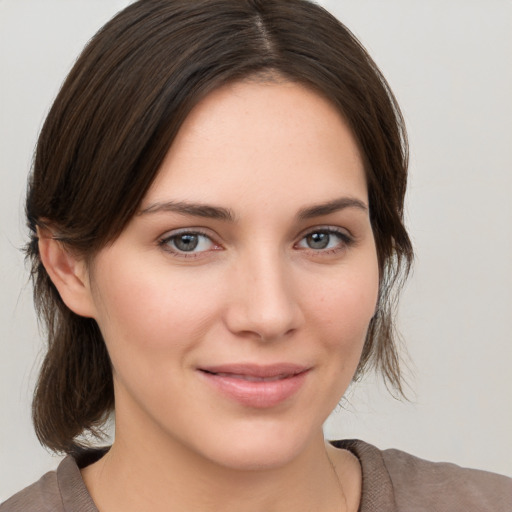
[306,264,379,337]
[301,256,379,389]
[90,254,223,359]
[295,261,379,415]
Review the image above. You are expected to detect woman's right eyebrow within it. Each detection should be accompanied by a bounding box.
[138,201,236,222]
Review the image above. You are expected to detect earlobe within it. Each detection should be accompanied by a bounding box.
[37,227,97,318]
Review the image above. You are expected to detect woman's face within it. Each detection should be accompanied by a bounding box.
[85,80,379,469]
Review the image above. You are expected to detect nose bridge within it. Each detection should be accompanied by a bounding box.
[226,244,302,340]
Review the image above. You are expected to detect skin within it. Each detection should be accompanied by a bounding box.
[41,80,378,512]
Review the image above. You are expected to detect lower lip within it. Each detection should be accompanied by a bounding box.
[199,370,309,408]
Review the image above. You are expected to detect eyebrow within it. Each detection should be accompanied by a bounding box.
[138,196,367,222]
[138,201,235,221]
[297,197,368,219]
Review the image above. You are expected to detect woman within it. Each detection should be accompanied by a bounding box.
[1,0,510,510]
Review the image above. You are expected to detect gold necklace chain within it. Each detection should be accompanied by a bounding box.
[326,450,348,512]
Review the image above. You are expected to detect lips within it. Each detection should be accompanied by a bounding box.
[197,363,310,408]
[211,372,292,382]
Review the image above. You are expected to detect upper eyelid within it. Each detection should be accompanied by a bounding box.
[296,225,353,240]
[158,228,220,251]
[159,227,217,241]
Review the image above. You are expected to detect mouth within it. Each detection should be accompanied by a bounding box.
[197,363,310,408]
[204,372,296,382]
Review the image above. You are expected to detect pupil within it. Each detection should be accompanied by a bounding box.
[175,234,198,251]
[307,232,329,249]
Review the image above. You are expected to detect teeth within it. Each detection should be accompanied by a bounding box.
[215,372,289,382]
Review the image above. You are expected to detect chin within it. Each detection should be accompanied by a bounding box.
[189,419,323,472]
[206,442,302,471]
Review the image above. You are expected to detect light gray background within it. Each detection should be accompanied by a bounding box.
[1,0,511,500]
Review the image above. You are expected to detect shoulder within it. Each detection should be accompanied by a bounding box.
[0,450,102,512]
[0,470,63,512]
[334,439,512,512]
[381,445,512,511]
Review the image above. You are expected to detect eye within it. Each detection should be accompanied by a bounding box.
[159,230,218,255]
[296,228,352,252]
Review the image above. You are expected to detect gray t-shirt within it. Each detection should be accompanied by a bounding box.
[1,440,511,511]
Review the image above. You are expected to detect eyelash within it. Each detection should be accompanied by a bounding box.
[158,229,218,259]
[158,227,354,259]
[294,227,354,255]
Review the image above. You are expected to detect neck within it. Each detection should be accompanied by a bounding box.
[82,428,350,512]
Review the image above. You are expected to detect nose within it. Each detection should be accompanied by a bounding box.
[224,250,304,342]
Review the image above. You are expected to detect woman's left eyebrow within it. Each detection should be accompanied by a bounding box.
[297,197,368,219]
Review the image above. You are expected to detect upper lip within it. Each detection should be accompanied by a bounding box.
[198,363,310,379]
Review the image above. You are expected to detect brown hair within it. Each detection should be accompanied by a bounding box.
[26,0,413,454]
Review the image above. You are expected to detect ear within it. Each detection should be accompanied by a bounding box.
[37,227,97,318]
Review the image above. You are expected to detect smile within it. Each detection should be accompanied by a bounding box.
[198,364,310,408]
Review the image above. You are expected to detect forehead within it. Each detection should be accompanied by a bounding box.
[143,80,367,212]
